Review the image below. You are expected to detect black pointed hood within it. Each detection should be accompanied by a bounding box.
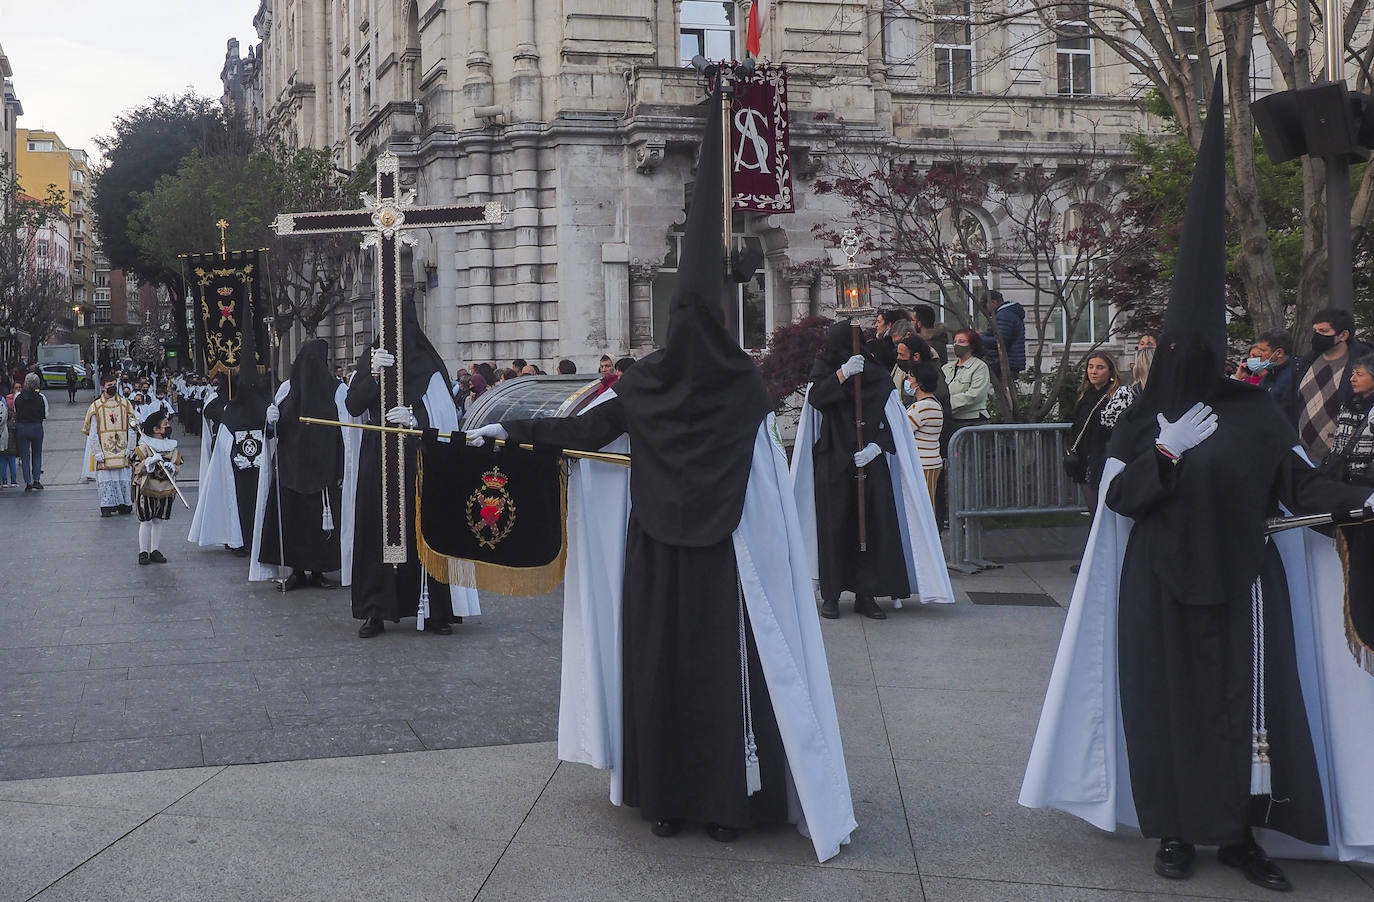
[278,338,343,493]
[613,85,773,547]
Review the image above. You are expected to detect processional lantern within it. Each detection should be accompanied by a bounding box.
[833,230,874,317]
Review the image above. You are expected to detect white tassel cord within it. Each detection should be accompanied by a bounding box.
[417,578,429,631]
[321,490,335,533]
[738,579,761,796]
[1250,574,1272,797]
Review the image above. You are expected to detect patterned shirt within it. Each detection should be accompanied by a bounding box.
[1328,398,1374,482]
[1298,352,1347,460]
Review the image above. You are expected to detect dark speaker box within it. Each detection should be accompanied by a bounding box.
[1297,81,1358,158]
[1252,90,1306,163]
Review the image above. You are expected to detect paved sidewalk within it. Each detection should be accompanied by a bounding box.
[3,389,1372,901]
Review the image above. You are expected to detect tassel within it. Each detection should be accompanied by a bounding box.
[321,491,334,533]
[1251,732,1272,795]
[893,598,904,610]
[745,735,762,795]
[417,579,429,631]
[739,581,761,796]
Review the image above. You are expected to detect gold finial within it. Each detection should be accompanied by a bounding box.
[216,219,230,258]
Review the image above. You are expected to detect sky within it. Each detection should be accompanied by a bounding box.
[2,0,262,164]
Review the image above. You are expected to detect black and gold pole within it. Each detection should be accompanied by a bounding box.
[297,416,633,467]
[833,229,876,553]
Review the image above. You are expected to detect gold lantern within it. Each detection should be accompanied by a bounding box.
[833,229,874,317]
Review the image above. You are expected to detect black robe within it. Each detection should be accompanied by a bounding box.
[258,482,343,573]
[1106,389,1368,845]
[806,360,908,601]
[504,398,788,829]
[344,363,454,625]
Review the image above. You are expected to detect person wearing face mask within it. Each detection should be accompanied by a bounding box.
[1233,342,1268,385]
[1293,308,1374,461]
[1253,330,1295,411]
[941,329,991,430]
[82,373,138,517]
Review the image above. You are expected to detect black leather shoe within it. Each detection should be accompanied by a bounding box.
[119,505,132,514]
[31,482,43,490]
[149,550,167,564]
[426,619,453,635]
[309,572,336,589]
[230,546,249,558]
[281,571,307,592]
[706,823,739,843]
[1219,838,1291,892]
[855,595,887,620]
[650,818,684,838]
[138,552,151,566]
[101,508,114,518]
[357,616,385,639]
[819,598,840,619]
[1153,838,1196,880]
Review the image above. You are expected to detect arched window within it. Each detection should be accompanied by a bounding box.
[932,205,991,326]
[1050,203,1111,344]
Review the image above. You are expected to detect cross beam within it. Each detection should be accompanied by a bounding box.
[273,152,507,565]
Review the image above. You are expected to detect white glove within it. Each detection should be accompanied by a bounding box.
[1366,492,1374,510]
[1155,402,1218,458]
[94,450,106,464]
[265,403,280,426]
[465,424,508,447]
[854,442,882,468]
[371,348,396,373]
[384,405,415,427]
[840,355,865,379]
[159,460,177,478]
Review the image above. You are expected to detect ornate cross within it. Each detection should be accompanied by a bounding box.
[215,219,230,258]
[273,152,507,564]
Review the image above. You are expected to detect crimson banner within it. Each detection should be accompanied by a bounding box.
[728,65,794,214]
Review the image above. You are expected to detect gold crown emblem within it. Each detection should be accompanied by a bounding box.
[481,469,508,489]
[217,286,234,297]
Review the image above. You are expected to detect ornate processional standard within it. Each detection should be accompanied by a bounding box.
[273,152,508,564]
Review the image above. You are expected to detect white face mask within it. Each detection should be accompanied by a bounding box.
[1247,356,1269,372]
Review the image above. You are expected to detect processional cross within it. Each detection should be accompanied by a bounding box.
[273,152,507,564]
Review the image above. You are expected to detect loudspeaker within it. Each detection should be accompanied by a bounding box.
[1297,81,1359,158]
[1252,90,1306,163]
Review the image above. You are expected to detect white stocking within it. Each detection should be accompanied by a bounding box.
[138,521,153,553]
[149,520,163,552]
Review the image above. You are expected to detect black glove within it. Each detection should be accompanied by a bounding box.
[1330,506,1374,526]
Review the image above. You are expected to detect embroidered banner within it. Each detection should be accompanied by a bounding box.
[416,435,568,596]
[727,65,794,214]
[187,250,267,379]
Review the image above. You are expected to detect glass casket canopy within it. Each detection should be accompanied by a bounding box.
[462,374,604,427]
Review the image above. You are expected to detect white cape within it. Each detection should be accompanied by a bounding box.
[1019,454,1374,863]
[186,420,249,548]
[790,388,954,605]
[562,409,857,862]
[338,371,479,616]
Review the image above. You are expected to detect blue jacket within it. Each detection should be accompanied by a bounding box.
[982,301,1026,375]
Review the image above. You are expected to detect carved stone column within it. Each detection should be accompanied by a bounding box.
[629,263,658,349]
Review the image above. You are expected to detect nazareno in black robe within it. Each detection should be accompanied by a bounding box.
[805,336,908,602]
[503,399,788,830]
[216,381,270,551]
[258,339,344,573]
[1106,386,1369,846]
[343,306,456,625]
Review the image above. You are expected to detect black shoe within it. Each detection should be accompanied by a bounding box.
[101,508,114,518]
[138,552,151,566]
[854,595,887,620]
[149,550,167,564]
[309,572,336,589]
[425,619,454,635]
[357,616,385,639]
[119,505,132,515]
[650,818,684,838]
[819,598,840,619]
[31,482,43,490]
[230,546,249,558]
[1153,838,1196,880]
[1219,838,1291,892]
[706,823,739,843]
[23,484,32,492]
[281,571,308,592]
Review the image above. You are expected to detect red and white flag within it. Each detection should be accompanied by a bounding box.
[745,0,769,58]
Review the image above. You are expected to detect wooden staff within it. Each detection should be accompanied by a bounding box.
[851,322,868,553]
[298,416,633,467]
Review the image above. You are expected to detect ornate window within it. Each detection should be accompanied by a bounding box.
[1055,4,1093,97]
[934,0,974,94]
[932,206,991,325]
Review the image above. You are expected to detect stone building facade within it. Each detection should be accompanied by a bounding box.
[224,0,1184,375]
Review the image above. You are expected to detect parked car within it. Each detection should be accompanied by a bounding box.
[38,363,89,388]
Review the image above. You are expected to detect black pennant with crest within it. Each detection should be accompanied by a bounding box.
[187,250,268,380]
[416,434,567,595]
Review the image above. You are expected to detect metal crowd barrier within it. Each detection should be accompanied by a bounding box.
[945,422,1089,571]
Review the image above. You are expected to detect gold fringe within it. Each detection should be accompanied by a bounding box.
[415,449,570,596]
[1337,528,1374,676]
